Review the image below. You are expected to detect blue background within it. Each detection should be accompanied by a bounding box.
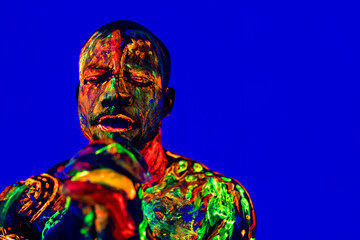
[0,0,359,239]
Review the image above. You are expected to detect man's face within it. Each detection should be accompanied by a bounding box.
[78,29,165,148]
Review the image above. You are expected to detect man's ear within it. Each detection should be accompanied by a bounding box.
[76,84,80,106]
[163,87,175,118]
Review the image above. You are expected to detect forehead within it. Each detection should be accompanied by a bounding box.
[79,29,161,76]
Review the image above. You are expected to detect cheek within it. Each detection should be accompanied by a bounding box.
[143,91,162,123]
[79,90,90,115]
[133,88,160,121]
[140,92,154,118]
[78,104,88,127]
[78,87,100,120]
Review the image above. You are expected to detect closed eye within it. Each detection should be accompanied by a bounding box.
[123,71,154,87]
[83,74,111,86]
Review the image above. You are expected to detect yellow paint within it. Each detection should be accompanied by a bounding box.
[72,168,136,200]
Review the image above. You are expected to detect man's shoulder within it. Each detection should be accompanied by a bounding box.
[164,149,256,215]
[146,150,257,239]
[165,150,251,191]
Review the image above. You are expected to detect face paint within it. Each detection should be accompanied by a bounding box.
[78,29,165,148]
[136,87,141,99]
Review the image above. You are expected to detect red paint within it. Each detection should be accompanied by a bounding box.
[140,130,168,184]
[62,181,135,240]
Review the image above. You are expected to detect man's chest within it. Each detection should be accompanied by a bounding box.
[142,185,206,240]
[141,170,213,240]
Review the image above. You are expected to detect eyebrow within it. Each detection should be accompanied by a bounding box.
[86,65,112,71]
[125,63,155,74]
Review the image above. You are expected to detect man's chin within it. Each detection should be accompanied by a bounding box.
[91,127,140,146]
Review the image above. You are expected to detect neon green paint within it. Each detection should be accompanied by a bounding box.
[0,184,27,226]
[139,165,246,239]
[193,163,203,173]
[85,32,101,53]
[241,198,250,213]
[125,64,143,70]
[136,87,141,99]
[178,160,188,173]
[80,227,88,236]
[65,196,71,210]
[71,170,89,180]
[95,143,137,162]
[139,217,148,240]
[138,188,143,199]
[197,177,236,239]
[42,210,66,239]
[221,176,232,182]
[224,219,235,230]
[185,175,196,182]
[185,184,196,200]
[145,186,154,194]
[81,211,94,238]
[186,190,192,200]
[165,175,178,188]
[236,185,251,218]
[103,33,112,40]
[84,211,94,226]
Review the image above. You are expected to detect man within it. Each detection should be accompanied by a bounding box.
[0,20,256,240]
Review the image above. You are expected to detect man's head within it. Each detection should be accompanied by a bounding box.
[77,20,174,149]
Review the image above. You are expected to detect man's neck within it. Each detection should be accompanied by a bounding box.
[140,130,168,184]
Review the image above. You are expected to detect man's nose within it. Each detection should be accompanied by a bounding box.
[101,76,133,107]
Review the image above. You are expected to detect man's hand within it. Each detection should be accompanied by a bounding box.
[58,137,149,240]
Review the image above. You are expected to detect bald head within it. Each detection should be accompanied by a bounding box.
[79,20,171,88]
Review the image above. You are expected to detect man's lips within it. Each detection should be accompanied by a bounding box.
[96,114,135,133]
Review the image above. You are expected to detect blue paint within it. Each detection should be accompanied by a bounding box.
[149,99,156,110]
[180,204,194,224]
[194,211,204,222]
[193,211,205,231]
[235,216,242,227]
[79,113,88,126]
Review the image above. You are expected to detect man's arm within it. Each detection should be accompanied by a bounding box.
[0,174,66,240]
[0,138,148,240]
